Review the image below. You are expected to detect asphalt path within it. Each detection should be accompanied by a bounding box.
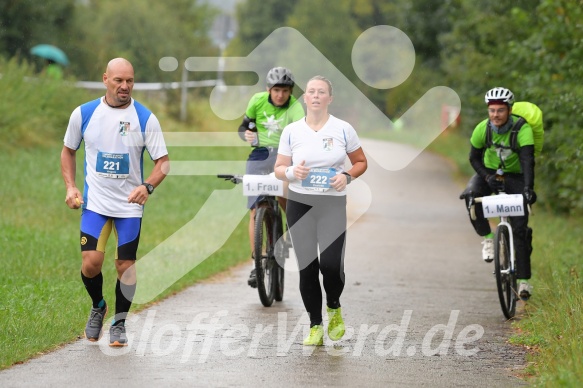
[0,139,527,387]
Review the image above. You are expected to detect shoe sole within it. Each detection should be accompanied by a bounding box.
[303,336,324,346]
[328,328,345,341]
[483,258,493,263]
[85,305,108,342]
[109,341,128,347]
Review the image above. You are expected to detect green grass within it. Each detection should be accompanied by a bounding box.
[429,130,583,386]
[508,214,583,385]
[0,127,250,369]
[0,59,257,368]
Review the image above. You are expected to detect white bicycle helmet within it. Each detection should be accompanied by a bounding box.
[266,67,295,88]
[485,87,514,105]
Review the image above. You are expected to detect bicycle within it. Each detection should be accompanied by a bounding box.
[217,173,287,307]
[468,171,530,319]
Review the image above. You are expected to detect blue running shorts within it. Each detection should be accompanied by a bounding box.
[80,209,142,260]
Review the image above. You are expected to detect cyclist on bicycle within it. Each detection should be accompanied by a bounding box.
[238,67,305,288]
[461,87,537,300]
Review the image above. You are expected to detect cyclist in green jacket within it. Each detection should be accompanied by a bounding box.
[238,67,305,288]
[461,87,537,300]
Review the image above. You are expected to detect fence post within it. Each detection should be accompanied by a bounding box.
[180,63,188,122]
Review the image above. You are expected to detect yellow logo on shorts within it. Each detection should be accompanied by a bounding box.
[81,237,87,245]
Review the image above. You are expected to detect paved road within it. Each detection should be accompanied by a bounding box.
[0,140,527,387]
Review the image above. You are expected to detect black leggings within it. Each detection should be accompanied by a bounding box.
[461,173,532,279]
[286,191,347,327]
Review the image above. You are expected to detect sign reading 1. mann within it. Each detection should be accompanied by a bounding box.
[481,194,525,218]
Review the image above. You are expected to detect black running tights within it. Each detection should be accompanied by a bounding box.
[286,191,347,327]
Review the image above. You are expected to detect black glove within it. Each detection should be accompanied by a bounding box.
[523,187,537,205]
[486,175,505,193]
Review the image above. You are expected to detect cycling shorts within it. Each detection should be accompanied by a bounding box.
[80,209,142,260]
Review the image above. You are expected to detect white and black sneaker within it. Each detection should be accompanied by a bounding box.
[519,281,533,301]
[481,239,494,263]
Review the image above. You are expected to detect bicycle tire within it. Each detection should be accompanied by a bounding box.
[494,224,517,319]
[274,215,285,302]
[254,205,276,307]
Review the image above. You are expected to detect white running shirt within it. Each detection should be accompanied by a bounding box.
[278,115,361,196]
[63,98,168,218]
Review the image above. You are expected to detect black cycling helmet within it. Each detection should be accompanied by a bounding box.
[485,87,515,106]
[266,67,295,88]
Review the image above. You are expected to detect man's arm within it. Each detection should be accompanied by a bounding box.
[61,146,83,209]
[128,155,170,205]
[144,155,170,188]
[238,115,257,144]
[519,145,535,188]
[519,145,536,204]
[469,146,490,179]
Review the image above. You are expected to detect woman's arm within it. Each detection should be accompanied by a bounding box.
[275,154,308,181]
[274,154,292,181]
[345,147,367,179]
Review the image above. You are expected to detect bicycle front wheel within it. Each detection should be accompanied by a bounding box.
[254,205,276,307]
[494,224,517,319]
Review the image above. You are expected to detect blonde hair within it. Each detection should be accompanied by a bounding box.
[307,75,333,96]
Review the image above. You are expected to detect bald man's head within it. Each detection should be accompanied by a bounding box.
[103,58,134,108]
[106,58,134,75]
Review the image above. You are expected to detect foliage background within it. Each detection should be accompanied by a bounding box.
[226,0,583,216]
[1,0,582,382]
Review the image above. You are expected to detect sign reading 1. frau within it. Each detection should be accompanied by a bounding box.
[243,174,283,196]
[481,194,524,218]
[302,168,336,189]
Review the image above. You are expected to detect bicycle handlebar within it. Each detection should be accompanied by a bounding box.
[217,174,243,184]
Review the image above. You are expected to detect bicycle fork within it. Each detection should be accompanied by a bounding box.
[497,217,516,278]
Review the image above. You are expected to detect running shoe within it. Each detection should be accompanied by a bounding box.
[109,322,128,347]
[84,303,108,342]
[303,325,324,346]
[518,281,533,301]
[327,307,345,341]
[482,239,494,263]
[248,268,257,288]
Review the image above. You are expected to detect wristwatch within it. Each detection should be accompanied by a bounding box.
[142,182,155,195]
[342,172,352,184]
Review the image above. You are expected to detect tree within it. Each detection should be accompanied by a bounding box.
[0,0,76,63]
[439,0,583,214]
[508,0,583,214]
[286,0,360,82]
[439,0,538,122]
[66,0,217,82]
[228,0,296,57]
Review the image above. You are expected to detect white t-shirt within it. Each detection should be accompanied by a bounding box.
[63,98,168,218]
[278,114,361,196]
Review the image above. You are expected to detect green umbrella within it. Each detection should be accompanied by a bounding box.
[30,44,69,66]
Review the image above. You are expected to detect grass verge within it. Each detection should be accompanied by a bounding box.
[0,143,250,369]
[428,129,583,386]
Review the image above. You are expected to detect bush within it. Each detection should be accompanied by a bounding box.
[0,57,97,150]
